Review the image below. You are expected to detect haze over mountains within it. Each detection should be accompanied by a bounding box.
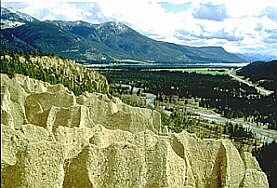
[1,7,246,63]
[235,53,277,62]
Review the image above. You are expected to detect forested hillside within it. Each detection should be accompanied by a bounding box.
[238,60,277,90]
[0,51,109,95]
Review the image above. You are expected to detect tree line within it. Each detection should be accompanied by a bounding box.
[0,50,108,96]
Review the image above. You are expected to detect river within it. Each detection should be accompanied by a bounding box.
[85,62,249,69]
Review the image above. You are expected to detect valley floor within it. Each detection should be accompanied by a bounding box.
[98,68,277,145]
[128,89,277,144]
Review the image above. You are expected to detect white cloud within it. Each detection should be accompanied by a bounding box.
[16,1,91,21]
[51,4,83,21]
[192,3,227,21]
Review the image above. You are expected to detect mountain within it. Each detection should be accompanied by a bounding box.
[235,53,277,62]
[1,7,39,29]
[1,7,244,63]
[0,29,35,52]
[238,60,277,90]
[2,21,113,61]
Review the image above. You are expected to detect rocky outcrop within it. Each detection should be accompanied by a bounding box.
[1,73,269,187]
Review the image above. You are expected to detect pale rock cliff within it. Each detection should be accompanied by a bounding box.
[1,73,269,187]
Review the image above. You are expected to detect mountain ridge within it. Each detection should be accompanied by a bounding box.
[1,7,244,63]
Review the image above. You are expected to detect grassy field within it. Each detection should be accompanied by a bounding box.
[149,68,227,75]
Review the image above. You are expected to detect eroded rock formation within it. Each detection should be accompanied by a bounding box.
[1,73,269,187]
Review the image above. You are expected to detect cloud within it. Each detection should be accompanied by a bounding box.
[263,38,277,44]
[2,2,28,9]
[158,2,191,13]
[9,1,95,21]
[263,29,277,43]
[262,7,277,22]
[203,32,243,42]
[192,3,227,21]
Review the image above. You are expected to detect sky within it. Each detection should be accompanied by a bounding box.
[3,0,277,57]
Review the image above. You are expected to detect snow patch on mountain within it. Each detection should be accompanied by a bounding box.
[97,21,129,34]
[1,19,25,29]
[1,7,37,28]
[14,11,35,22]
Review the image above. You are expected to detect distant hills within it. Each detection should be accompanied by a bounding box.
[237,60,277,90]
[235,53,277,62]
[1,7,244,63]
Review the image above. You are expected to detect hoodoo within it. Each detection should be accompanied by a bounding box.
[1,72,269,187]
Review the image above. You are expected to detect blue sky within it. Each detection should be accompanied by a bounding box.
[3,0,277,57]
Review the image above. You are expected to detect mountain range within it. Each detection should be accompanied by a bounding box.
[1,7,244,63]
[235,53,277,62]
